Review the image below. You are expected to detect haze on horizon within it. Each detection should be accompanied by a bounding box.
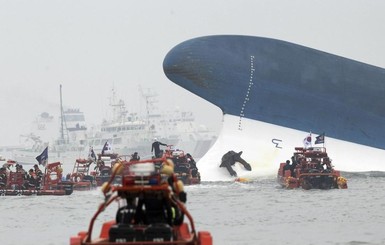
[1,0,385,148]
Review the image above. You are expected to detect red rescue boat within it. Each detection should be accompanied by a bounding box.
[68,158,97,191]
[70,157,212,245]
[162,146,201,186]
[277,147,348,190]
[0,161,73,196]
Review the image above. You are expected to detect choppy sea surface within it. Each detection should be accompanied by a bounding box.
[1,172,385,245]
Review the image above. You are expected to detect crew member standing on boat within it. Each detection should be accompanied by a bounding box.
[34,164,43,188]
[283,160,292,177]
[151,138,168,158]
[186,153,199,177]
[0,167,7,187]
[162,159,187,225]
[24,169,37,189]
[130,152,140,162]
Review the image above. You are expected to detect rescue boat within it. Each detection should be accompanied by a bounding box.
[70,157,212,245]
[0,162,73,196]
[162,146,201,185]
[277,147,348,190]
[94,153,122,187]
[68,158,97,191]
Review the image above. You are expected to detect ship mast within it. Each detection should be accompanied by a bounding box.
[59,84,69,144]
[60,84,64,142]
[109,87,127,123]
[138,86,158,126]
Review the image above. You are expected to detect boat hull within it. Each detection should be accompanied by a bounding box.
[277,173,347,190]
[163,35,385,178]
[71,221,212,245]
[70,158,212,245]
[0,184,73,196]
[276,147,348,190]
[163,35,385,149]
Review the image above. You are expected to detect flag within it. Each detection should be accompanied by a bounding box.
[303,134,312,148]
[88,146,97,161]
[35,146,48,167]
[101,141,111,155]
[315,133,325,145]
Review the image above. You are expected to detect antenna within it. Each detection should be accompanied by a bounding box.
[59,84,69,145]
[138,85,158,126]
[60,84,64,141]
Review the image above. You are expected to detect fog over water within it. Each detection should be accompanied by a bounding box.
[1,0,385,148]
[1,1,385,245]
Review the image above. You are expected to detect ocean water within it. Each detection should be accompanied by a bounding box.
[1,172,384,245]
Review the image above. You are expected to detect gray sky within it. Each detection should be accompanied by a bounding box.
[1,0,385,146]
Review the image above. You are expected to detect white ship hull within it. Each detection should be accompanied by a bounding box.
[199,115,385,181]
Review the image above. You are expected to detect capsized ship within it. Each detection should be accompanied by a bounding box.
[163,35,385,181]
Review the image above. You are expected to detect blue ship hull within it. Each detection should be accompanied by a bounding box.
[163,35,385,179]
[163,35,385,151]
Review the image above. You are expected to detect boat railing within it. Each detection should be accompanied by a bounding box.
[83,157,197,243]
[298,172,338,178]
[7,172,24,189]
[295,146,327,153]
